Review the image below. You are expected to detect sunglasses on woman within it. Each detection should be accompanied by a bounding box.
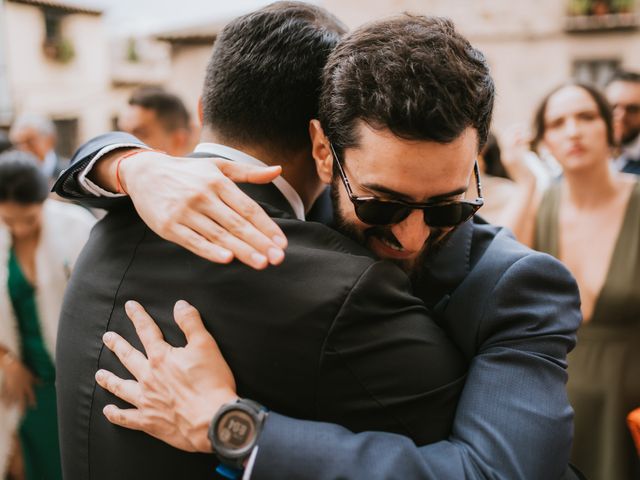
[330,143,484,228]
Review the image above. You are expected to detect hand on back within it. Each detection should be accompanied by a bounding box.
[117,150,289,269]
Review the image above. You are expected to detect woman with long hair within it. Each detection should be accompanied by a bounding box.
[508,82,640,479]
[0,151,95,480]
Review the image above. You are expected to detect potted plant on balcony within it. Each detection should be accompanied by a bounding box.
[612,0,635,14]
[568,0,592,16]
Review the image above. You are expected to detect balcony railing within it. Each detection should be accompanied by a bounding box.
[566,0,638,32]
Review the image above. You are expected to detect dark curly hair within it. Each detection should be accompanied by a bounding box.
[319,15,495,153]
[0,150,49,204]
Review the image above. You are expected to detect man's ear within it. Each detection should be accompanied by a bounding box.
[309,119,333,184]
[197,97,204,127]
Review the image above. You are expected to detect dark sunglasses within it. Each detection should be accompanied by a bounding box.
[330,143,484,228]
[612,103,640,115]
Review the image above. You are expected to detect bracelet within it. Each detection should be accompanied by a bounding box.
[115,148,163,194]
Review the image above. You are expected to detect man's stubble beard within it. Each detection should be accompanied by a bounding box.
[622,126,640,146]
[329,177,451,278]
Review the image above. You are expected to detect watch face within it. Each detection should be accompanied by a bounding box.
[217,410,256,450]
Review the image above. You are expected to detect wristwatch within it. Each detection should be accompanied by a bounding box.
[209,398,268,472]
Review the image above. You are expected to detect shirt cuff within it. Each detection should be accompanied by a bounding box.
[78,143,151,197]
[242,446,259,480]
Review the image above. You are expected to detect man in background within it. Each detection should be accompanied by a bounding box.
[118,86,194,156]
[9,113,65,183]
[606,70,640,174]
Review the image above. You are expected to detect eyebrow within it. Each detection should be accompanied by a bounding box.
[546,107,599,122]
[361,182,468,203]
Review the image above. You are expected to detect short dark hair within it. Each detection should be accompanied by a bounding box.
[532,82,614,149]
[0,150,49,204]
[320,15,495,153]
[201,1,347,154]
[607,70,640,86]
[481,133,509,179]
[129,87,190,132]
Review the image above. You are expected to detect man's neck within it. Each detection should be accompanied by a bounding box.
[199,131,324,211]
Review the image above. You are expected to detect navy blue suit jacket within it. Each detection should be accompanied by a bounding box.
[251,218,582,479]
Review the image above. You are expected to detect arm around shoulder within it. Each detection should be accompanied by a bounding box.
[52,132,146,209]
[431,250,581,479]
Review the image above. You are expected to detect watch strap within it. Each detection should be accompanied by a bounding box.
[215,464,244,480]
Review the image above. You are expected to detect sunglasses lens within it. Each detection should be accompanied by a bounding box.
[355,200,410,226]
[354,199,479,228]
[423,203,476,227]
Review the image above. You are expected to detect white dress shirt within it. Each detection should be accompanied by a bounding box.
[613,134,640,171]
[78,142,305,221]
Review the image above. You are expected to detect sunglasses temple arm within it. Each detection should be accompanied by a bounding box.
[330,143,356,196]
[474,161,484,199]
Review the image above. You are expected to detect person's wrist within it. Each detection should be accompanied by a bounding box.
[194,390,239,453]
[210,397,268,475]
[115,149,150,194]
[513,168,536,187]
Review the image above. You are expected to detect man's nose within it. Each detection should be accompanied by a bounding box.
[390,209,430,253]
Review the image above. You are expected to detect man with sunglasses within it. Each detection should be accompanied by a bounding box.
[53,8,581,480]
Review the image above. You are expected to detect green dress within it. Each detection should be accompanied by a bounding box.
[535,181,640,480]
[7,249,63,480]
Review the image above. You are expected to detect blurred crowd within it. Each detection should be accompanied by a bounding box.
[0,21,639,480]
[0,85,194,480]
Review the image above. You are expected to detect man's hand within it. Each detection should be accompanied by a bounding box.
[95,300,238,453]
[92,149,288,270]
[500,126,537,187]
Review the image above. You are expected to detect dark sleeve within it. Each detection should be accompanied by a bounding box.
[250,253,581,480]
[315,260,467,446]
[52,132,147,210]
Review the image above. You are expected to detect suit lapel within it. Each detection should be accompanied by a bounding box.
[414,220,475,310]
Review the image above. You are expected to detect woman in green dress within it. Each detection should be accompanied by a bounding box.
[0,151,95,479]
[505,83,640,479]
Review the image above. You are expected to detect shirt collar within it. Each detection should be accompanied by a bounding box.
[622,134,640,161]
[194,143,305,221]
